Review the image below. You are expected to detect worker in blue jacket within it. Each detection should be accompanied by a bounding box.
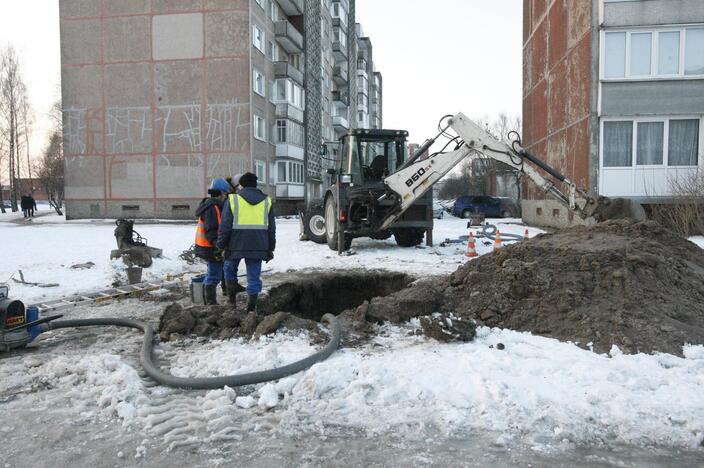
[217,172,275,312]
[194,178,244,304]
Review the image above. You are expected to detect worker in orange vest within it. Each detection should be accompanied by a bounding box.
[195,178,244,304]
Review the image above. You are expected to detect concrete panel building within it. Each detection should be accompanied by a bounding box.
[60,0,382,219]
[522,0,704,227]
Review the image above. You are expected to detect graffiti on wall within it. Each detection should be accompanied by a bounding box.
[106,107,152,154]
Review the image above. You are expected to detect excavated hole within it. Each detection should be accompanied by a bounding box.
[258,270,414,321]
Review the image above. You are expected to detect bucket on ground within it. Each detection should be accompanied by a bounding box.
[190,275,206,305]
[126,267,143,284]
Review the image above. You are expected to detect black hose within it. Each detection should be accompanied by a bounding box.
[46,314,341,390]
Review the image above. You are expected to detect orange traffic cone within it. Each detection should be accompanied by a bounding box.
[466,231,478,258]
[494,230,503,250]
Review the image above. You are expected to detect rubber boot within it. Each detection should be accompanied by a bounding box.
[225,280,245,304]
[247,294,258,313]
[204,284,218,305]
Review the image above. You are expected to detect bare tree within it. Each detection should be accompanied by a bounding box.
[0,136,5,213]
[37,99,64,215]
[0,45,29,212]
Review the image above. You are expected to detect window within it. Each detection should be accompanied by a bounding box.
[255,160,266,182]
[685,28,704,75]
[253,68,265,97]
[658,31,680,75]
[669,119,699,166]
[273,79,304,109]
[276,161,304,184]
[603,118,701,168]
[604,32,626,78]
[255,0,264,9]
[603,27,704,79]
[253,25,265,53]
[630,32,651,76]
[332,2,347,24]
[267,40,279,62]
[254,115,266,141]
[334,27,346,47]
[603,121,633,167]
[636,122,664,165]
[269,1,278,21]
[275,119,304,146]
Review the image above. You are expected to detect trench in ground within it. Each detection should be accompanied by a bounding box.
[258,271,414,321]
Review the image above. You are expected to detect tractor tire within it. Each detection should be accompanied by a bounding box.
[325,197,352,251]
[393,228,426,248]
[369,229,392,240]
[303,201,327,244]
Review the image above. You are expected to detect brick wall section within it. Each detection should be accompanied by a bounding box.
[522,0,593,205]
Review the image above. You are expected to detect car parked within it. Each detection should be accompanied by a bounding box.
[452,195,515,218]
[432,201,447,219]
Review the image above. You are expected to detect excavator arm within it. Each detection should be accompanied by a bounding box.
[378,113,644,231]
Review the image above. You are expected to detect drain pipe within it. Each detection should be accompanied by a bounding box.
[45,314,340,390]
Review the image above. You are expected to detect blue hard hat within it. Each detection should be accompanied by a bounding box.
[209,178,230,193]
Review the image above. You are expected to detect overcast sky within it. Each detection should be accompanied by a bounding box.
[0,0,522,162]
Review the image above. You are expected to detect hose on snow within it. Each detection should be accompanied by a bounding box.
[46,314,340,390]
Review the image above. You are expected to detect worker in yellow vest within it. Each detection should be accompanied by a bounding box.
[194,178,244,304]
[217,172,275,312]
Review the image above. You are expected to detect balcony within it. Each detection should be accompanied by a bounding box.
[275,20,303,53]
[333,65,348,85]
[275,103,304,123]
[332,17,347,30]
[333,115,349,131]
[274,61,304,86]
[277,0,303,16]
[332,41,348,62]
[332,90,349,105]
[276,143,304,160]
[276,183,305,200]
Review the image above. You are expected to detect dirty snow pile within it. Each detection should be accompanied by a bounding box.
[13,320,704,451]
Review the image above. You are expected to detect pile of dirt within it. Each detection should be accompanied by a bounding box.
[360,219,704,355]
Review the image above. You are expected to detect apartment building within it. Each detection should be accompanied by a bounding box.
[60,0,382,219]
[522,0,704,227]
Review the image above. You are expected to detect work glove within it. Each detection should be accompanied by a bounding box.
[213,248,224,262]
[265,251,274,263]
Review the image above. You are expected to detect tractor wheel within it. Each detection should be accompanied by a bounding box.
[303,201,327,244]
[393,228,426,247]
[325,197,351,251]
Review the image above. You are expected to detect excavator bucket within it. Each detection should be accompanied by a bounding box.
[591,197,647,223]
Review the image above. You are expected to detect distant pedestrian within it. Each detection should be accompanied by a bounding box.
[194,178,244,305]
[29,195,37,217]
[20,195,30,218]
[217,172,275,313]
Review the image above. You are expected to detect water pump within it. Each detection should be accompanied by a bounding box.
[0,284,62,352]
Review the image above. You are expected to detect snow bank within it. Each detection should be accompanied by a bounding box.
[18,324,704,450]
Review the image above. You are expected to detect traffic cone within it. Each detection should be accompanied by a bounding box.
[466,231,478,258]
[524,228,529,240]
[494,230,503,250]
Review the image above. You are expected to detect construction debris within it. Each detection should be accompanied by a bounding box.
[10,270,59,288]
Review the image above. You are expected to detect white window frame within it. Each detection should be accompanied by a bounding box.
[269,1,278,21]
[601,25,704,81]
[253,68,266,97]
[253,24,265,53]
[267,40,279,62]
[254,114,267,141]
[600,116,703,169]
[255,160,266,182]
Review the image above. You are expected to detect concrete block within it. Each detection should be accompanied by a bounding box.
[207,153,249,180]
[155,155,205,198]
[107,200,155,219]
[107,155,154,198]
[105,107,153,154]
[63,108,105,156]
[155,200,198,220]
[567,0,591,49]
[102,0,150,16]
[65,156,106,199]
[65,200,105,219]
[205,101,250,152]
[155,61,202,105]
[151,0,203,13]
[156,104,203,153]
[205,11,249,58]
[60,0,101,19]
[104,63,151,106]
[205,58,250,102]
[152,13,204,60]
[104,16,151,63]
[203,0,248,10]
[61,19,101,65]
[61,65,102,109]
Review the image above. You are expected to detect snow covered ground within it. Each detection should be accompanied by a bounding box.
[2,212,704,465]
